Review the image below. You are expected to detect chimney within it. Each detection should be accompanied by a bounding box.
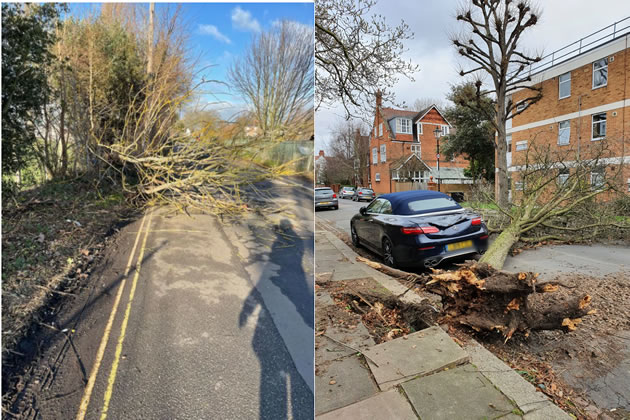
[318,150,325,157]
[376,90,382,108]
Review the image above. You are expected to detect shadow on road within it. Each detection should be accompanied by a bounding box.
[238,219,313,419]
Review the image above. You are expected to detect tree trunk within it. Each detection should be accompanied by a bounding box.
[495,89,510,209]
[479,222,521,269]
[147,3,154,75]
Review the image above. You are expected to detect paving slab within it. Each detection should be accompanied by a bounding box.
[363,326,469,390]
[464,340,571,419]
[402,364,518,419]
[316,323,375,363]
[331,265,367,281]
[316,389,417,420]
[315,355,379,415]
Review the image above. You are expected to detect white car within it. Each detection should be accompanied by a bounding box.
[340,187,355,199]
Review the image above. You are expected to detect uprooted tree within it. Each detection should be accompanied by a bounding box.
[478,137,630,269]
[358,257,595,340]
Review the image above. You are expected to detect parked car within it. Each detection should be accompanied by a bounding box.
[352,188,376,202]
[315,187,338,210]
[340,186,355,199]
[350,190,488,269]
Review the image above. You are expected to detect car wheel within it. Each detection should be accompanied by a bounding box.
[382,238,397,268]
[333,205,339,210]
[351,224,360,247]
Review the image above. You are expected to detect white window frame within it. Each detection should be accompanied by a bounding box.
[516,102,526,112]
[375,172,381,182]
[590,171,604,190]
[515,140,528,151]
[372,147,378,164]
[380,144,386,162]
[379,123,383,137]
[411,144,421,155]
[392,170,399,180]
[374,126,377,137]
[417,122,423,135]
[559,72,571,99]
[592,58,608,89]
[396,118,412,134]
[558,120,570,145]
[558,172,569,186]
[591,112,606,141]
[441,125,450,136]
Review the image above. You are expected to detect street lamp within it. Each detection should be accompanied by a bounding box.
[433,126,441,192]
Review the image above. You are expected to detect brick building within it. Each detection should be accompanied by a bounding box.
[368,92,471,195]
[506,20,630,196]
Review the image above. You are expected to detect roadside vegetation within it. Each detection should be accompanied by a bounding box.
[1,2,313,368]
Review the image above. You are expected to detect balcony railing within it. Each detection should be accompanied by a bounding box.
[512,17,630,77]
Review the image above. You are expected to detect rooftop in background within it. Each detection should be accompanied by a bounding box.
[516,16,630,77]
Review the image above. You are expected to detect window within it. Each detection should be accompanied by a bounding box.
[507,135,512,152]
[367,198,386,213]
[558,170,569,186]
[593,58,608,89]
[591,171,605,190]
[379,123,383,137]
[592,113,606,140]
[375,172,381,182]
[372,147,378,164]
[405,197,459,214]
[396,118,412,134]
[374,126,377,136]
[516,140,528,151]
[558,120,570,145]
[516,102,526,112]
[559,72,571,99]
[514,181,524,191]
[411,144,421,155]
[380,144,386,162]
[418,123,423,135]
[392,170,399,180]
[441,125,450,136]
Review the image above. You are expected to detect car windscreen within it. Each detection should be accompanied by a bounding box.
[361,189,374,193]
[402,197,461,215]
[315,189,333,196]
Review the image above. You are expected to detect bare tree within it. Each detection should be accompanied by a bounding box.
[315,0,419,119]
[453,0,543,207]
[327,119,370,185]
[229,21,314,141]
[408,97,445,112]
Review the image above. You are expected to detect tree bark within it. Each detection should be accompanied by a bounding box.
[479,222,521,269]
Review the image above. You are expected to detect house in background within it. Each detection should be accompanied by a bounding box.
[368,91,471,196]
[506,19,630,196]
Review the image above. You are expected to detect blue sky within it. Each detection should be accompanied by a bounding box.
[68,3,314,119]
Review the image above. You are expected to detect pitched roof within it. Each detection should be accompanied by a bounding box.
[381,107,420,120]
[389,153,432,172]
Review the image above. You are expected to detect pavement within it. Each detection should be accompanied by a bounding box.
[17,177,314,419]
[315,216,572,420]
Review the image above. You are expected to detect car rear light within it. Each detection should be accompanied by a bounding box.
[359,192,362,194]
[479,235,489,240]
[401,226,439,235]
[471,217,482,226]
[419,246,435,251]
[333,193,337,198]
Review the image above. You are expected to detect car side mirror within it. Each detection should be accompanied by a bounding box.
[359,207,366,215]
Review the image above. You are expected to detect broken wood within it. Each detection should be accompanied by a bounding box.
[355,256,594,340]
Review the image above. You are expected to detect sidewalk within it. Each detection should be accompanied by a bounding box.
[315,218,571,419]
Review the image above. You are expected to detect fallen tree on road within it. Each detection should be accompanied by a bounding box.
[357,257,595,341]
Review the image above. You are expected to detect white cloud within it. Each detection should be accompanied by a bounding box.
[198,24,231,44]
[231,6,261,32]
[271,19,312,34]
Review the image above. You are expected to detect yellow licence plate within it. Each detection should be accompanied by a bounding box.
[447,240,473,252]
[319,201,331,205]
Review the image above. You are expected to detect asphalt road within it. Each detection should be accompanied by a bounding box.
[24,177,313,419]
[318,197,630,279]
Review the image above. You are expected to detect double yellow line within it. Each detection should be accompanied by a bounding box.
[76,210,154,420]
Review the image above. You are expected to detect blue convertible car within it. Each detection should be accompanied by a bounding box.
[350,190,488,269]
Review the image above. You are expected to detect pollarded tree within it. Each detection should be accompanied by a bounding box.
[453,0,543,207]
[315,0,419,119]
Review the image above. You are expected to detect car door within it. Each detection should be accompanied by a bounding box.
[362,199,387,248]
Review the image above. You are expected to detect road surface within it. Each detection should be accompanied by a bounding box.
[19,177,314,419]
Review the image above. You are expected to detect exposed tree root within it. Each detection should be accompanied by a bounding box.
[356,256,594,341]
